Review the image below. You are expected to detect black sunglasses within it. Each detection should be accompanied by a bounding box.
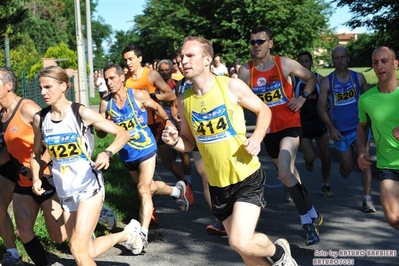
[249,39,268,46]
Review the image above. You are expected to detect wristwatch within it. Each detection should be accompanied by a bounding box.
[150,93,158,100]
[104,150,114,158]
[300,91,310,99]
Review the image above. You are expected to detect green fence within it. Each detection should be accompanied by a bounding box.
[19,73,75,108]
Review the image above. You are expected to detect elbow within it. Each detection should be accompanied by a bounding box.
[122,130,130,142]
[169,93,177,101]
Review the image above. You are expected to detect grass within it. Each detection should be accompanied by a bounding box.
[0,133,140,263]
[89,92,102,106]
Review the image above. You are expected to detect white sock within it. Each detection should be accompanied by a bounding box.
[141,227,148,240]
[307,206,318,219]
[300,214,312,225]
[170,186,180,198]
[7,248,20,259]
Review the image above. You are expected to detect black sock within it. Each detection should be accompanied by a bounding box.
[301,184,313,210]
[287,182,308,215]
[23,236,48,266]
[270,243,285,262]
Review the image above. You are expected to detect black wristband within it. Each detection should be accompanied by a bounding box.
[171,138,179,147]
[164,118,171,123]
[150,93,158,100]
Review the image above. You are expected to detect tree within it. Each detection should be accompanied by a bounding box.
[132,0,333,65]
[346,33,379,67]
[0,1,28,36]
[7,36,41,78]
[15,0,69,54]
[334,0,399,52]
[91,17,112,70]
[1,0,113,91]
[28,42,78,77]
[107,29,141,67]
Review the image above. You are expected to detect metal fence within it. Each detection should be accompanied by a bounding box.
[18,73,75,108]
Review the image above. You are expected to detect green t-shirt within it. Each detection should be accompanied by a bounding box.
[358,86,399,169]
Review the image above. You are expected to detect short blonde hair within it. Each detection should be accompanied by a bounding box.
[183,36,214,59]
[38,66,72,90]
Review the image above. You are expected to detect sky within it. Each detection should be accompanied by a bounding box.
[94,0,368,34]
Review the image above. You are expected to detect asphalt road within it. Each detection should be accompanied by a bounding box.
[44,108,399,266]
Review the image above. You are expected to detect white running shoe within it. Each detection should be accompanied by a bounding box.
[98,205,117,229]
[175,180,189,212]
[123,219,143,255]
[272,238,298,266]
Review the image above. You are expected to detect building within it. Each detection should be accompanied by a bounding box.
[335,33,361,46]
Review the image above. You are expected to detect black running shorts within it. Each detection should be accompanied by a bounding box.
[263,127,302,159]
[209,167,267,222]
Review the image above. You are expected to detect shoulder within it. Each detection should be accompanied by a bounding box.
[20,98,41,117]
[148,68,161,79]
[279,56,302,72]
[354,70,366,81]
[240,62,251,71]
[320,75,331,89]
[132,88,147,99]
[100,94,111,106]
[277,55,292,64]
[228,76,250,91]
[360,85,377,98]
[75,103,91,118]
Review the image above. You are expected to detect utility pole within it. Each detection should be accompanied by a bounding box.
[5,37,10,68]
[86,0,95,98]
[74,0,88,106]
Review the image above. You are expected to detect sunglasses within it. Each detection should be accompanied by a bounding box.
[249,39,268,46]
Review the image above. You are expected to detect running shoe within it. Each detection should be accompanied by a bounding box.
[123,219,143,255]
[0,252,24,266]
[271,238,298,266]
[284,186,293,203]
[302,223,319,246]
[362,197,376,213]
[98,205,117,229]
[206,220,227,237]
[140,232,148,254]
[312,212,324,227]
[186,183,195,205]
[175,181,189,212]
[321,184,333,197]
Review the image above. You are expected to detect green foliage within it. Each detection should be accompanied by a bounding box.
[346,33,380,67]
[1,0,112,82]
[108,30,141,67]
[91,17,113,70]
[58,0,83,48]
[15,0,69,54]
[89,90,101,105]
[0,1,29,36]
[28,42,78,78]
[334,0,399,52]
[0,35,41,78]
[131,0,333,65]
